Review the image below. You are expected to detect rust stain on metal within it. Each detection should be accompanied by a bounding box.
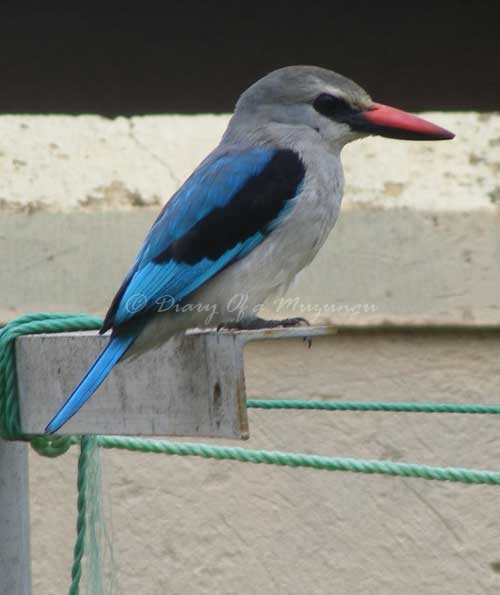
[235,370,249,440]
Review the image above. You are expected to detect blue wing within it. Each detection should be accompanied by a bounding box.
[101,147,305,332]
[45,147,305,433]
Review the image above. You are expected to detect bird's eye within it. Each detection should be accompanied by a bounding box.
[313,93,354,120]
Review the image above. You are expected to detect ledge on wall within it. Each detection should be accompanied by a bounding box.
[0,113,498,326]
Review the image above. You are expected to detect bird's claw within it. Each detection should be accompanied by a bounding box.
[217,317,312,346]
[217,321,243,332]
[278,317,310,328]
[218,316,309,331]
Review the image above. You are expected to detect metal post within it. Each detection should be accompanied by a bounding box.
[0,439,31,595]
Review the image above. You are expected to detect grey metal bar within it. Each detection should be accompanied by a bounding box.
[0,439,31,595]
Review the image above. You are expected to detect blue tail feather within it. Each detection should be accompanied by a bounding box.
[45,333,136,434]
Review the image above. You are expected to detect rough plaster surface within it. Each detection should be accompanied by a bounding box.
[0,113,498,212]
[1,113,499,325]
[0,113,498,594]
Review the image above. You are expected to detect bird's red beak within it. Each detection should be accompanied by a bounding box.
[351,102,455,141]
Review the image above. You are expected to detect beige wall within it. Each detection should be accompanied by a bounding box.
[1,114,499,594]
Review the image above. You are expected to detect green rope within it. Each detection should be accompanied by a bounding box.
[70,436,112,595]
[0,312,102,441]
[70,435,92,595]
[31,434,78,457]
[247,399,500,414]
[85,437,117,595]
[95,436,500,486]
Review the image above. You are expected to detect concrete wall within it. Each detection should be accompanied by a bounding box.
[2,114,500,594]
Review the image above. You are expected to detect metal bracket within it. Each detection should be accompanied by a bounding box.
[15,326,335,438]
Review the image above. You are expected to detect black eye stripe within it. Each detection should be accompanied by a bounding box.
[313,93,357,121]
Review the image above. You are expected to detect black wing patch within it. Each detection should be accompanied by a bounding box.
[153,149,305,265]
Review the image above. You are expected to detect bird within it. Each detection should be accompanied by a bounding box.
[45,65,454,433]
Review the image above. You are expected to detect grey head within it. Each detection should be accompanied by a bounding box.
[224,65,454,149]
[237,66,371,113]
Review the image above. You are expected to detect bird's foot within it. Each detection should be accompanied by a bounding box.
[217,316,309,331]
[217,317,312,347]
